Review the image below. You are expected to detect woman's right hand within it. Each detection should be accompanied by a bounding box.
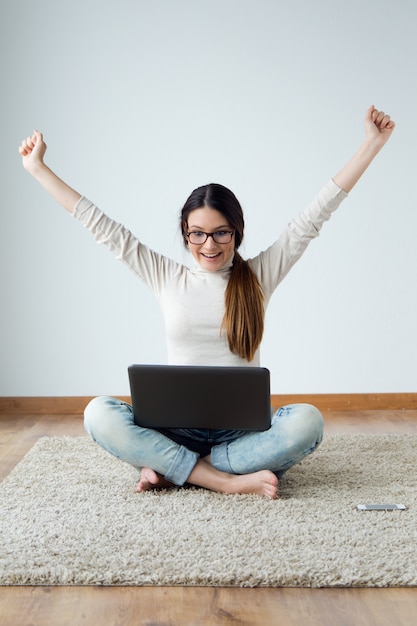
[19,130,47,172]
[18,130,82,212]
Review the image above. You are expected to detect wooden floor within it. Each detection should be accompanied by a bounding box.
[1,409,417,626]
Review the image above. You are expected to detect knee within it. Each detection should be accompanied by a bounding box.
[274,403,324,443]
[302,404,324,442]
[84,395,123,438]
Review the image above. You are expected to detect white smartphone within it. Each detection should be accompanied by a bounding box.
[356,503,407,511]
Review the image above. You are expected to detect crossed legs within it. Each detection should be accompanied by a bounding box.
[84,397,323,500]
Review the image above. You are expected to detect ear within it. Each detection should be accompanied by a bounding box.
[182,221,190,246]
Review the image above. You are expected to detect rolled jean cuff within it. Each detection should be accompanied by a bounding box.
[210,441,234,474]
[164,445,199,486]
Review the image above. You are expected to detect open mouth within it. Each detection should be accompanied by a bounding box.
[201,253,221,259]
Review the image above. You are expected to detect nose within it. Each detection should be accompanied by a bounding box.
[202,234,218,249]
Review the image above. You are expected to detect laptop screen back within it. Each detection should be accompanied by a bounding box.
[128,364,271,430]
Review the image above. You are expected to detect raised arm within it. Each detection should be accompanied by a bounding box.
[333,105,395,193]
[19,130,81,213]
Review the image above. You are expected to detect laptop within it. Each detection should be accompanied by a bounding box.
[128,364,271,430]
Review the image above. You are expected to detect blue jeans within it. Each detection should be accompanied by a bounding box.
[84,397,324,486]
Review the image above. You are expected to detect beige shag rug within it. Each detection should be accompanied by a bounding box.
[0,434,416,587]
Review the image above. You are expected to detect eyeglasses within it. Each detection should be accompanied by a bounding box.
[186,230,235,245]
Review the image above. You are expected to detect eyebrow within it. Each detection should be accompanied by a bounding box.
[187,223,231,230]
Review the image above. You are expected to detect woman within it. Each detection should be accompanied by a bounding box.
[19,105,395,499]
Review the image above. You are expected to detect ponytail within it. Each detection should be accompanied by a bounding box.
[222,252,264,361]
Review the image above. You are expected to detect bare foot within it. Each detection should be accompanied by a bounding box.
[137,464,278,499]
[188,460,279,499]
[200,455,278,499]
[222,470,279,499]
[136,467,175,493]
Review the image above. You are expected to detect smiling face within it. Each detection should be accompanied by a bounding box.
[185,207,235,272]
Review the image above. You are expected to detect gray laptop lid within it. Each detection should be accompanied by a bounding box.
[128,364,271,430]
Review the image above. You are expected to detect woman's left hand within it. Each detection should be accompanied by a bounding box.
[365,105,395,148]
[333,105,396,193]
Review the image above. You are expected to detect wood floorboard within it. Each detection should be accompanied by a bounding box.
[1,409,417,625]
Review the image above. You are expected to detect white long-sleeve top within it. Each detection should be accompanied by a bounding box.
[73,180,347,366]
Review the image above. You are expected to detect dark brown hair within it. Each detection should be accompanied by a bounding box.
[180,183,264,361]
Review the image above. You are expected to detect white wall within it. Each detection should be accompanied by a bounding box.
[1,0,416,396]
